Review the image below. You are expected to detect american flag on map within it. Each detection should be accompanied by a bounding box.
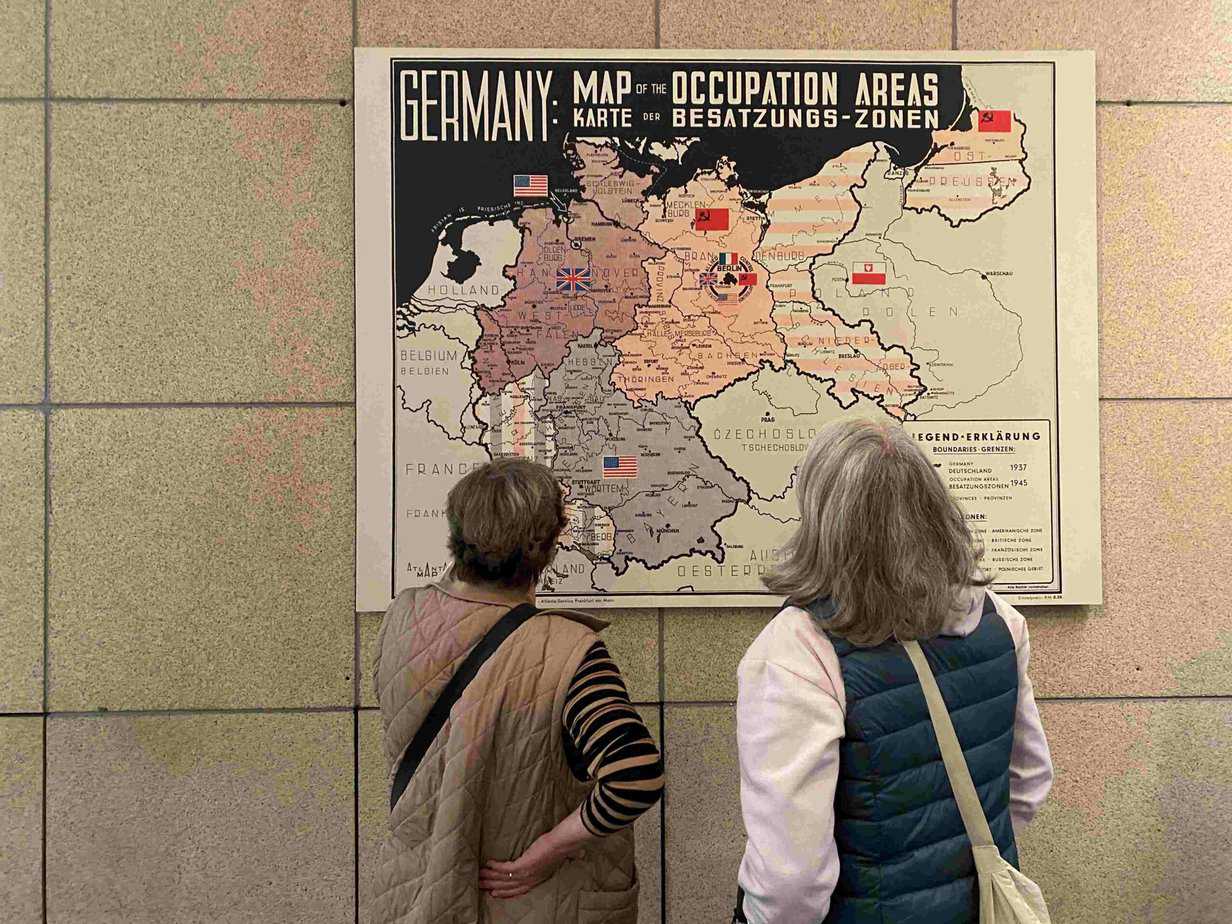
[602,455,638,479]
[513,174,549,197]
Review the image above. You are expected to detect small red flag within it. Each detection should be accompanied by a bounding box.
[737,272,758,286]
[694,207,730,231]
[977,109,1012,132]
[851,261,887,285]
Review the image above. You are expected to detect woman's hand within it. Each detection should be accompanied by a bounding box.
[479,833,574,898]
[479,806,598,899]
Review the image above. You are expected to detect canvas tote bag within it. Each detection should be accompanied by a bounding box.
[903,640,1051,924]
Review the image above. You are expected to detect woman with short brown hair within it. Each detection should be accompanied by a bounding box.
[735,419,1053,923]
[372,457,663,924]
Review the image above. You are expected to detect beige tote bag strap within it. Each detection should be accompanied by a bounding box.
[903,640,997,849]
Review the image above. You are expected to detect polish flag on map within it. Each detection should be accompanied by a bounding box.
[977,109,1012,132]
[851,262,887,285]
[694,208,729,231]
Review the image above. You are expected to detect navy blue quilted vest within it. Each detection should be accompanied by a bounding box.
[811,592,1019,924]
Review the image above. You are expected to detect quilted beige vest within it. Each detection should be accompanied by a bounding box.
[371,577,639,924]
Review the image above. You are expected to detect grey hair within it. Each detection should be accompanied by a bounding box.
[763,418,990,646]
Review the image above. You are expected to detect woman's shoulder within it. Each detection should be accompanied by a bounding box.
[741,604,843,696]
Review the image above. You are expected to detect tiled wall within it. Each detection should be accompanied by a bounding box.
[0,2,1228,922]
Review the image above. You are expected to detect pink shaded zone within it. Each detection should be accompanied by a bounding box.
[177,0,348,98]
[178,8,347,547]
[225,410,340,534]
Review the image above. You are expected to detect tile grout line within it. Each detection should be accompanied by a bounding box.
[353,705,360,924]
[351,0,360,911]
[951,0,958,49]
[42,0,51,917]
[0,400,357,411]
[38,96,352,104]
[654,0,661,48]
[44,705,357,718]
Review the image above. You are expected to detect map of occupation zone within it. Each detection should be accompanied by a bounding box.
[395,66,1044,598]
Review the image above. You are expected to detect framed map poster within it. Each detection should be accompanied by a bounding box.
[355,49,1100,610]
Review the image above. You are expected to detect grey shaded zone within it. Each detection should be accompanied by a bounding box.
[542,332,750,574]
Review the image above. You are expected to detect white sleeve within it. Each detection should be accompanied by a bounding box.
[989,591,1055,829]
[736,658,843,924]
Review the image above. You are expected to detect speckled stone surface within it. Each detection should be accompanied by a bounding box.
[0,411,43,712]
[662,0,951,49]
[51,0,351,98]
[46,712,353,923]
[598,608,661,704]
[50,102,353,402]
[358,612,381,708]
[663,704,742,923]
[357,710,386,924]
[663,608,769,702]
[358,707,664,922]
[0,104,44,403]
[1097,106,1232,398]
[1019,700,1232,922]
[0,717,42,921]
[358,0,655,48]
[0,1,43,96]
[48,407,353,710]
[1026,400,1231,697]
[959,0,1232,101]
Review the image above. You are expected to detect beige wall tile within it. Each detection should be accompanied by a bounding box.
[662,0,950,49]
[0,104,44,403]
[51,0,350,98]
[958,0,1232,101]
[663,608,767,702]
[0,411,43,712]
[599,608,660,703]
[1097,106,1232,398]
[358,612,381,708]
[358,710,386,923]
[358,0,655,48]
[50,102,352,402]
[48,408,353,710]
[1019,700,1232,922]
[663,704,742,922]
[0,1,42,96]
[0,717,42,921]
[46,712,352,923]
[1026,399,1231,697]
[358,704,664,921]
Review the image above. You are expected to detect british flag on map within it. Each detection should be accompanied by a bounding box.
[555,266,591,294]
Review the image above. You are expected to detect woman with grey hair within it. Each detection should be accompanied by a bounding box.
[371,457,663,924]
[734,418,1053,924]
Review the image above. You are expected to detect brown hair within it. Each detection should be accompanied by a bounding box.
[446,457,567,589]
[763,418,991,646]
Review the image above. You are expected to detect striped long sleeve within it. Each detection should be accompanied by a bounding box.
[562,640,665,836]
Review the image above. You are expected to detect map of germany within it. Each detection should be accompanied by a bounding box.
[364,54,1091,604]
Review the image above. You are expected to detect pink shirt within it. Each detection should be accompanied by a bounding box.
[736,589,1054,924]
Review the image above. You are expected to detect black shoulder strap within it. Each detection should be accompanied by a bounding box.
[390,602,540,810]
